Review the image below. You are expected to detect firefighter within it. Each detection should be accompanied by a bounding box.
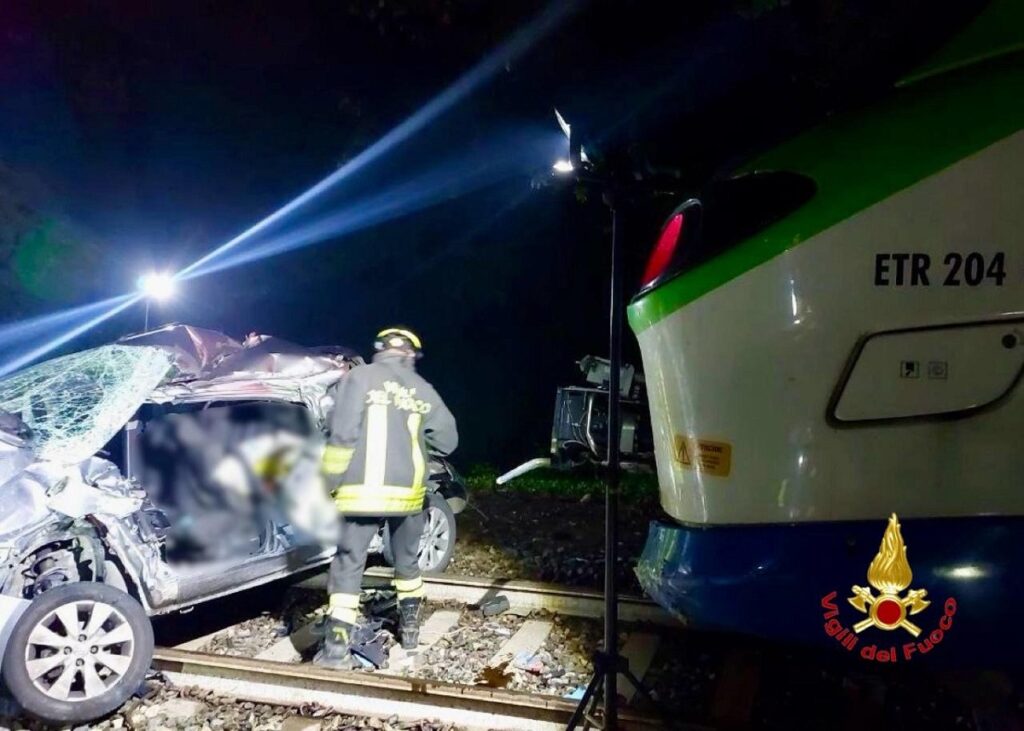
[315,327,458,669]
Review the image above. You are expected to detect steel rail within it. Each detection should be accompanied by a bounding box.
[296,569,678,626]
[151,647,669,731]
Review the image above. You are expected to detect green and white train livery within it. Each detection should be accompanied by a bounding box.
[629,1,1023,664]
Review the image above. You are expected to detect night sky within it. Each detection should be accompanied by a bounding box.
[0,1,984,464]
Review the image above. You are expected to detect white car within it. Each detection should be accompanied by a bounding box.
[0,324,465,724]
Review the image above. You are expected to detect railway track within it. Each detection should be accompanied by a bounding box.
[299,568,677,624]
[152,647,669,730]
[153,571,684,730]
[146,569,995,730]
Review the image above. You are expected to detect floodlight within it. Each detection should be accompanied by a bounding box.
[552,159,574,174]
[137,272,175,302]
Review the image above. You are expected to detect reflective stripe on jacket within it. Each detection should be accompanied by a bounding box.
[323,353,457,516]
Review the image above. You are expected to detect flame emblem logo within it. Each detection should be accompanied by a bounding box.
[848,514,931,636]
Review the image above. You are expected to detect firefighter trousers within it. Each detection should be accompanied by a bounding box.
[327,512,425,623]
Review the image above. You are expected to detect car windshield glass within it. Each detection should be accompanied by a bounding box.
[0,345,172,465]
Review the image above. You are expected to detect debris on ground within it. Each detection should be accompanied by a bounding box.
[363,589,399,623]
[477,595,509,616]
[200,589,326,658]
[350,618,391,668]
[513,650,545,674]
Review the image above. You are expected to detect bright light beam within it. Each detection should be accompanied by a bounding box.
[182,141,524,279]
[0,1,579,379]
[0,295,141,378]
[0,141,513,375]
[0,294,136,349]
[178,0,580,279]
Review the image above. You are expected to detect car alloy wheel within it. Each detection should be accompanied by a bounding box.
[418,504,452,572]
[2,582,154,725]
[24,599,136,702]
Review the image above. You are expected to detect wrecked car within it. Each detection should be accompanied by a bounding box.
[0,324,466,724]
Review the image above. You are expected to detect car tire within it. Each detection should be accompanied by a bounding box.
[2,582,154,725]
[382,491,457,575]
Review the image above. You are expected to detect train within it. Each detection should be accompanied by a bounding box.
[629,0,1023,666]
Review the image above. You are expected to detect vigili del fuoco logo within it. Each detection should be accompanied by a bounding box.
[820,514,957,663]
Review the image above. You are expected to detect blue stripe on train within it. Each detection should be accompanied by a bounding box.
[636,516,1024,667]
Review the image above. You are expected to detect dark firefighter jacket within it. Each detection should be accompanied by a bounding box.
[322,353,458,516]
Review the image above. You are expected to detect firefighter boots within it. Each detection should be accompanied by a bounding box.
[398,597,424,650]
[314,618,355,670]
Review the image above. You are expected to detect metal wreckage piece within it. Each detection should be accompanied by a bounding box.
[0,433,176,608]
[120,324,362,417]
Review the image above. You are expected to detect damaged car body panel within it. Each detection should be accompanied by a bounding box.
[0,324,467,657]
[0,346,177,618]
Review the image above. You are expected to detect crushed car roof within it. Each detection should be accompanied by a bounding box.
[117,323,362,383]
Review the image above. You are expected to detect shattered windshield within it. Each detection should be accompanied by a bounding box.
[0,345,172,464]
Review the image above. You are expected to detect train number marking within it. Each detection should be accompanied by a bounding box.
[874,252,1006,287]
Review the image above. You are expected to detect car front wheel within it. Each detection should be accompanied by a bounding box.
[2,582,154,725]
[382,491,457,574]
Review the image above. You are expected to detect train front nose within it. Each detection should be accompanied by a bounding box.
[627,111,1024,662]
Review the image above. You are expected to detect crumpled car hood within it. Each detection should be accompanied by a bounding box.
[0,455,142,542]
[27,456,143,519]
